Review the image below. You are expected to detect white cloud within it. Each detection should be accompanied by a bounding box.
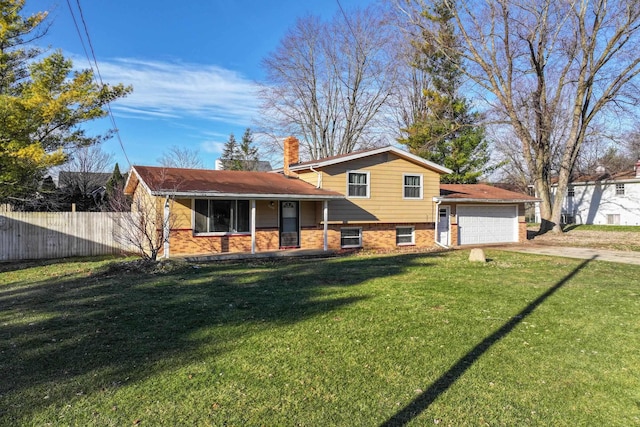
[83,57,260,126]
[200,140,227,154]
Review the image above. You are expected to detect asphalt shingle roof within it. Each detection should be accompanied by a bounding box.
[126,166,343,199]
[439,183,539,201]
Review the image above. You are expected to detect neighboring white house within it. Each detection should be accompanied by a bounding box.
[535,160,640,225]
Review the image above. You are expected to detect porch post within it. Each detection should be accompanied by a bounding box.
[323,200,328,251]
[251,199,256,254]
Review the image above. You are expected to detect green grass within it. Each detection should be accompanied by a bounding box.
[1,252,639,426]
[563,224,640,232]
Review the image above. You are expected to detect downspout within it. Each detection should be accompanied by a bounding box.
[163,196,170,258]
[434,199,448,249]
[310,165,322,188]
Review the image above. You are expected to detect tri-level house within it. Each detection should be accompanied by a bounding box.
[124,137,537,257]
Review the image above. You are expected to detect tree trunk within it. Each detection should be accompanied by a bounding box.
[535,178,556,234]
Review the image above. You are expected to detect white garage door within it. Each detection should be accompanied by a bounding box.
[457,205,518,245]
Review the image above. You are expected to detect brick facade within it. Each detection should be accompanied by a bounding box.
[166,228,280,256]
[163,222,437,256]
[518,222,527,243]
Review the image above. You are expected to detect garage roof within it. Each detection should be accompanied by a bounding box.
[436,184,539,203]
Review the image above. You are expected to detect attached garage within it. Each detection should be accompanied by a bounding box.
[457,205,518,245]
[435,184,540,247]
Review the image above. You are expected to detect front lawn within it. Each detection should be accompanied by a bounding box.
[1,252,639,426]
[563,224,640,232]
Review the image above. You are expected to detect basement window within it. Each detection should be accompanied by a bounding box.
[396,226,415,246]
[340,227,362,248]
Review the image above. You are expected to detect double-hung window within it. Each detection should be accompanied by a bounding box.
[340,228,362,248]
[396,226,415,245]
[347,171,369,198]
[194,199,250,233]
[567,186,575,198]
[403,174,423,199]
[616,183,625,196]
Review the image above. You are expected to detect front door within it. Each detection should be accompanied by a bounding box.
[437,206,450,246]
[279,201,300,248]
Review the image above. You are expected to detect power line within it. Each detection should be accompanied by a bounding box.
[335,0,365,58]
[65,0,131,168]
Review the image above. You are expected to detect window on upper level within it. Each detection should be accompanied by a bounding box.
[616,183,625,196]
[403,174,423,199]
[567,186,575,198]
[347,171,370,198]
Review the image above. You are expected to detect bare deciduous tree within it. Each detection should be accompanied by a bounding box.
[401,0,640,232]
[258,5,400,161]
[111,193,175,261]
[157,145,205,169]
[110,168,181,261]
[57,145,115,195]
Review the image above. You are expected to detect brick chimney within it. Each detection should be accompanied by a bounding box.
[283,136,299,177]
[635,158,640,178]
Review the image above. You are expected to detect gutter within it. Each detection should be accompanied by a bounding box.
[434,198,540,203]
[150,191,344,200]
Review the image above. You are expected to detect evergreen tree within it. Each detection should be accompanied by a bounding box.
[0,1,131,202]
[221,133,242,170]
[105,163,128,211]
[238,128,259,171]
[399,1,492,184]
[106,163,124,198]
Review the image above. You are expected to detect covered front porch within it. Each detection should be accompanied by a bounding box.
[163,197,342,258]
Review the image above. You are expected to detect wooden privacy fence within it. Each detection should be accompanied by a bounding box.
[0,212,137,261]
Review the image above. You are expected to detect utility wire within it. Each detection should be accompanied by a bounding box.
[66,0,131,167]
[335,0,365,58]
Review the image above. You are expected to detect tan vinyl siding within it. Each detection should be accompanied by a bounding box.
[297,153,440,223]
[172,198,192,228]
[297,172,317,187]
[300,201,317,226]
[256,200,278,228]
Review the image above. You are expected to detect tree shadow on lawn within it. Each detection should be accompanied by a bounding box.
[0,252,439,423]
[0,255,120,274]
[380,255,596,427]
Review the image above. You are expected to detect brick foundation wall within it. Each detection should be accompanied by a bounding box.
[167,228,281,256]
[450,223,459,246]
[328,223,435,250]
[165,223,437,256]
[518,221,527,243]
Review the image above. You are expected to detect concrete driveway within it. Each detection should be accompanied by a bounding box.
[497,245,640,266]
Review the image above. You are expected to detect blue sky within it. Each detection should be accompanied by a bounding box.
[27,0,375,171]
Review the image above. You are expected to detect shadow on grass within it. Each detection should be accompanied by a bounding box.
[0,255,122,274]
[0,252,439,423]
[563,224,582,232]
[380,255,596,427]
